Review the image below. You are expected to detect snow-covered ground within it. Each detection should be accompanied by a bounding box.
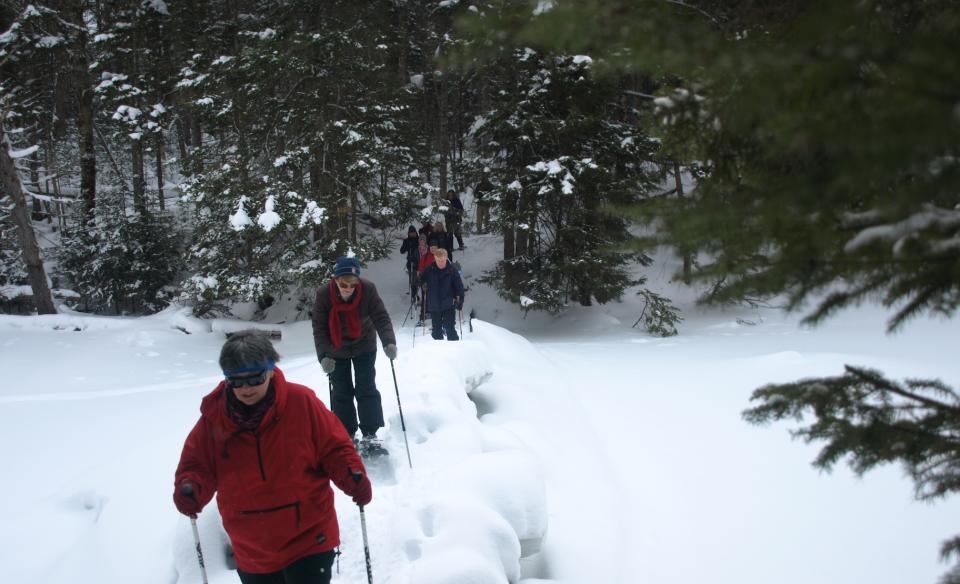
[1,230,958,584]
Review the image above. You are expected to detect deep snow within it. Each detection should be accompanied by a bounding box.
[1,229,958,584]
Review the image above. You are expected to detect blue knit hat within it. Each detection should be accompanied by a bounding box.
[333,256,361,278]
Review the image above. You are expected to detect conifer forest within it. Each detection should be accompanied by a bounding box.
[3,1,960,578]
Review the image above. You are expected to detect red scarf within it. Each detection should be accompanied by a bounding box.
[328,280,363,349]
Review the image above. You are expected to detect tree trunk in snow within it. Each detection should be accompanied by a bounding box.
[155,133,165,210]
[675,161,692,284]
[1,137,57,315]
[132,136,147,215]
[65,0,97,217]
[438,72,449,199]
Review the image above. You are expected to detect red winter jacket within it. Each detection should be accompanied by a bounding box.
[174,368,364,574]
[417,250,435,275]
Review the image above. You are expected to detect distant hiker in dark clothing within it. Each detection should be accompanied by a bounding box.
[312,256,397,455]
[400,225,420,273]
[444,189,466,250]
[428,221,455,260]
[400,225,421,299]
[475,172,493,234]
[419,247,464,341]
[419,221,433,240]
[173,331,371,584]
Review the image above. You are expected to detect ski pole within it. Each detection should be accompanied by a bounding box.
[328,377,333,408]
[358,504,374,584]
[458,307,463,337]
[348,469,374,584]
[181,485,209,584]
[389,359,413,468]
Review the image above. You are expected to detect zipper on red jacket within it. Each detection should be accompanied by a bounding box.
[239,501,301,528]
[254,433,266,481]
[252,415,280,481]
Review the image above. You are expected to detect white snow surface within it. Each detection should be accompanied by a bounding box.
[1,232,959,584]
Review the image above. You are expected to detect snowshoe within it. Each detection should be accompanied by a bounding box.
[359,435,389,457]
[358,435,396,485]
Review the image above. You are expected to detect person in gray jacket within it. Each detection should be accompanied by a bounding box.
[312,256,397,455]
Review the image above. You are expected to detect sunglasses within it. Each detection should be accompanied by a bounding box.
[226,369,268,387]
[337,279,358,289]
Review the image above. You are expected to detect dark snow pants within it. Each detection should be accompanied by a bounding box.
[430,308,459,341]
[237,550,336,584]
[329,350,384,436]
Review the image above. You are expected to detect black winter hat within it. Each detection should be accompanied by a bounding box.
[408,225,417,234]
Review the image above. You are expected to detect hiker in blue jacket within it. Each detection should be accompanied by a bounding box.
[418,247,464,341]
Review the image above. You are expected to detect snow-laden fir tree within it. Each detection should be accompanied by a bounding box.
[469,47,663,313]
[175,0,422,314]
[477,1,960,577]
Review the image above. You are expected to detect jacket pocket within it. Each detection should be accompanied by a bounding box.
[231,501,302,555]
[240,501,301,528]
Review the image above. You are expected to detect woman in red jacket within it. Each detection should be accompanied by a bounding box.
[173,330,372,584]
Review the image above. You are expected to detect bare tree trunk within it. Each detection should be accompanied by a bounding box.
[66,0,97,217]
[175,113,189,162]
[396,10,408,86]
[53,68,70,140]
[28,146,48,221]
[515,193,528,261]
[132,137,147,214]
[438,73,448,198]
[502,185,517,288]
[1,137,57,314]
[155,133,165,209]
[350,187,358,244]
[675,160,692,284]
[190,112,202,172]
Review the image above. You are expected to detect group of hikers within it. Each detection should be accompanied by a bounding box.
[172,187,481,584]
[400,189,467,341]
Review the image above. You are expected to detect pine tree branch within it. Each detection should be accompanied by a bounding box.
[846,366,960,415]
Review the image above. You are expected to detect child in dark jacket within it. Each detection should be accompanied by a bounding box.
[418,247,464,341]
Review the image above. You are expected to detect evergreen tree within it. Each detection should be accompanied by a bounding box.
[478,0,960,331]
[469,2,960,577]
[744,366,960,581]
[174,0,417,313]
[468,45,661,312]
[58,180,181,314]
